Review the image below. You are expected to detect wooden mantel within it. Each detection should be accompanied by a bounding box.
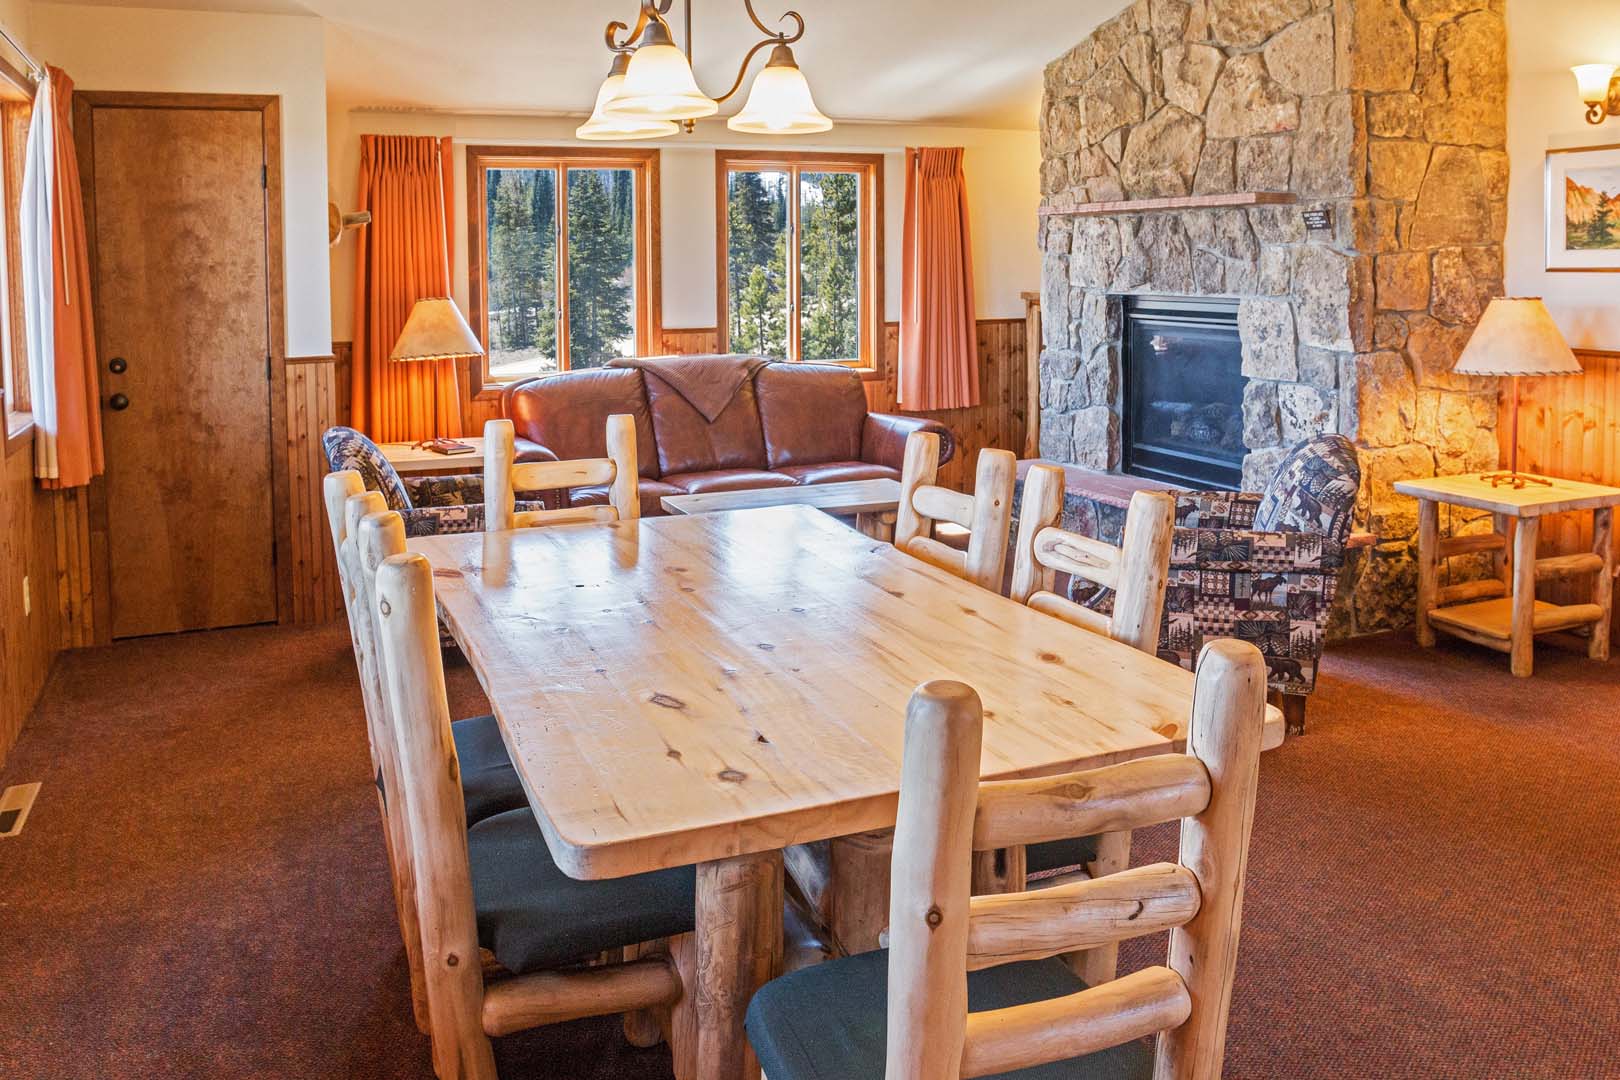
[1038,191,1298,218]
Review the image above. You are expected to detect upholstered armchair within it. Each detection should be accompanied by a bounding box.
[321,426,546,538]
[1158,435,1361,733]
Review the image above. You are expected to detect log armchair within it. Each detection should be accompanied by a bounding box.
[894,430,1018,592]
[745,640,1268,1079]
[371,537,699,1079]
[1009,466,1177,985]
[323,472,530,1030]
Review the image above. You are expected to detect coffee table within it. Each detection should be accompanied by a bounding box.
[377,436,487,475]
[1395,471,1619,677]
[660,477,902,541]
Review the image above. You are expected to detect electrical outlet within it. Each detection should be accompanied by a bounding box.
[21,574,29,616]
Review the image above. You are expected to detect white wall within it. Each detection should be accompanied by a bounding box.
[326,110,1041,343]
[34,4,331,357]
[1505,0,1620,350]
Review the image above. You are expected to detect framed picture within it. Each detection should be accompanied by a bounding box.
[1546,143,1620,272]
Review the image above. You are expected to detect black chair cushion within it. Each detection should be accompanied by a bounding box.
[467,808,697,975]
[745,947,1151,1080]
[451,714,528,825]
[1025,834,1101,880]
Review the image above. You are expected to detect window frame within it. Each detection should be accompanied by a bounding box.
[714,149,883,376]
[465,144,661,397]
[0,56,34,455]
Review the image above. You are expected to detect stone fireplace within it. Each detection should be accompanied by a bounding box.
[1036,0,1508,633]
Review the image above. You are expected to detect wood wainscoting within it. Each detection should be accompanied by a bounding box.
[1499,348,1620,601]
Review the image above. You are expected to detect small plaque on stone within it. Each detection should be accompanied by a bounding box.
[1301,208,1333,233]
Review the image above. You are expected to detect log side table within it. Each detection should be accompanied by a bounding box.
[1394,472,1619,677]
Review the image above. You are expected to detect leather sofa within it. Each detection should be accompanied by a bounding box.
[502,356,956,517]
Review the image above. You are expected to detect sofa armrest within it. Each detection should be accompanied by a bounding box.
[1172,525,1346,573]
[512,435,558,465]
[1172,490,1260,530]
[861,413,957,472]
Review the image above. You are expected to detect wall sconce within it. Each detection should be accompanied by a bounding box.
[1573,64,1620,124]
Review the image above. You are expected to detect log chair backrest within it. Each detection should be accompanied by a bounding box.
[885,639,1267,1080]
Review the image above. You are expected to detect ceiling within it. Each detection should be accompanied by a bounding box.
[38,0,1124,128]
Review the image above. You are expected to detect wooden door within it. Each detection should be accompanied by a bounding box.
[84,104,278,637]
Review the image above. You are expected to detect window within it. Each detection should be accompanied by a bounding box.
[467,146,659,388]
[716,151,882,370]
[1,75,31,448]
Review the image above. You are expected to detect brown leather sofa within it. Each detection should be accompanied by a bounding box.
[502,356,956,517]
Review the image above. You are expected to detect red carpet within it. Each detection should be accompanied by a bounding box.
[1,622,1616,1078]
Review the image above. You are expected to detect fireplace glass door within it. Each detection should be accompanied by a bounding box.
[1122,297,1245,489]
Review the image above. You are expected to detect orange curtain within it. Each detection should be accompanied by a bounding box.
[898,147,979,412]
[40,66,103,489]
[350,134,463,441]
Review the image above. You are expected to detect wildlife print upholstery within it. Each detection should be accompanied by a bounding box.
[1160,435,1360,695]
[1017,435,1360,698]
[321,426,546,537]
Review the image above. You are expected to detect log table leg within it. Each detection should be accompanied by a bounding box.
[1416,498,1439,648]
[1493,512,1512,585]
[1511,515,1540,678]
[1592,507,1613,661]
[1067,829,1131,986]
[695,850,783,1080]
[855,510,897,543]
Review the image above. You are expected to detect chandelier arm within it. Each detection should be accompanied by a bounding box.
[741,0,805,44]
[604,20,633,52]
[712,36,781,105]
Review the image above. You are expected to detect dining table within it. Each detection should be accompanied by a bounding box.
[408,504,1283,1080]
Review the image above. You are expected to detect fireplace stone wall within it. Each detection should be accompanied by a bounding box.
[1037,0,1508,633]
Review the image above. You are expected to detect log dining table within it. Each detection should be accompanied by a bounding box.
[408,505,1283,1080]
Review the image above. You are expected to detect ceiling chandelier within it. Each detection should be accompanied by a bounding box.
[576,0,832,141]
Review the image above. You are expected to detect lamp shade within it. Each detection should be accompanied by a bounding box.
[727,45,832,134]
[609,21,718,121]
[577,54,679,140]
[390,298,484,362]
[1572,63,1617,104]
[1453,297,1583,377]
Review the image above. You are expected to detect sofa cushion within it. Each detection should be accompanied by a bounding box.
[570,478,685,518]
[661,469,801,495]
[755,364,870,469]
[776,461,900,486]
[645,371,770,476]
[504,368,661,479]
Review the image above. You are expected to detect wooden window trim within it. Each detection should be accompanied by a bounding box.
[466,145,661,401]
[714,149,884,380]
[0,63,32,452]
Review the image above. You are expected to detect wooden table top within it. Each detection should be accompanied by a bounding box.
[378,437,487,475]
[1393,472,1620,517]
[410,506,1282,880]
[660,477,902,517]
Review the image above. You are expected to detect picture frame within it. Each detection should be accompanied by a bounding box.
[1545,143,1620,272]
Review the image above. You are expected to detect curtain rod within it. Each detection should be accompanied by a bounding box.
[0,25,43,82]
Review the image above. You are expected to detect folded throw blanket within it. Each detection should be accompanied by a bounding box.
[609,353,768,422]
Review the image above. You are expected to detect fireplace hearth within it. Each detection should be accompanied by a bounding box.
[1121,296,1244,490]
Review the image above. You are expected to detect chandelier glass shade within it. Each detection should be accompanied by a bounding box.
[726,44,830,134]
[592,1,830,138]
[577,53,680,139]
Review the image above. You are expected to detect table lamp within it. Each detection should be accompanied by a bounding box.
[1452,297,1583,489]
[391,297,485,452]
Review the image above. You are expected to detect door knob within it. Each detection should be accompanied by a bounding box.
[108,393,130,411]
[109,357,127,374]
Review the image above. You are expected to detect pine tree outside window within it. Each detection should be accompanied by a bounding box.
[468,147,659,390]
[717,151,881,371]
